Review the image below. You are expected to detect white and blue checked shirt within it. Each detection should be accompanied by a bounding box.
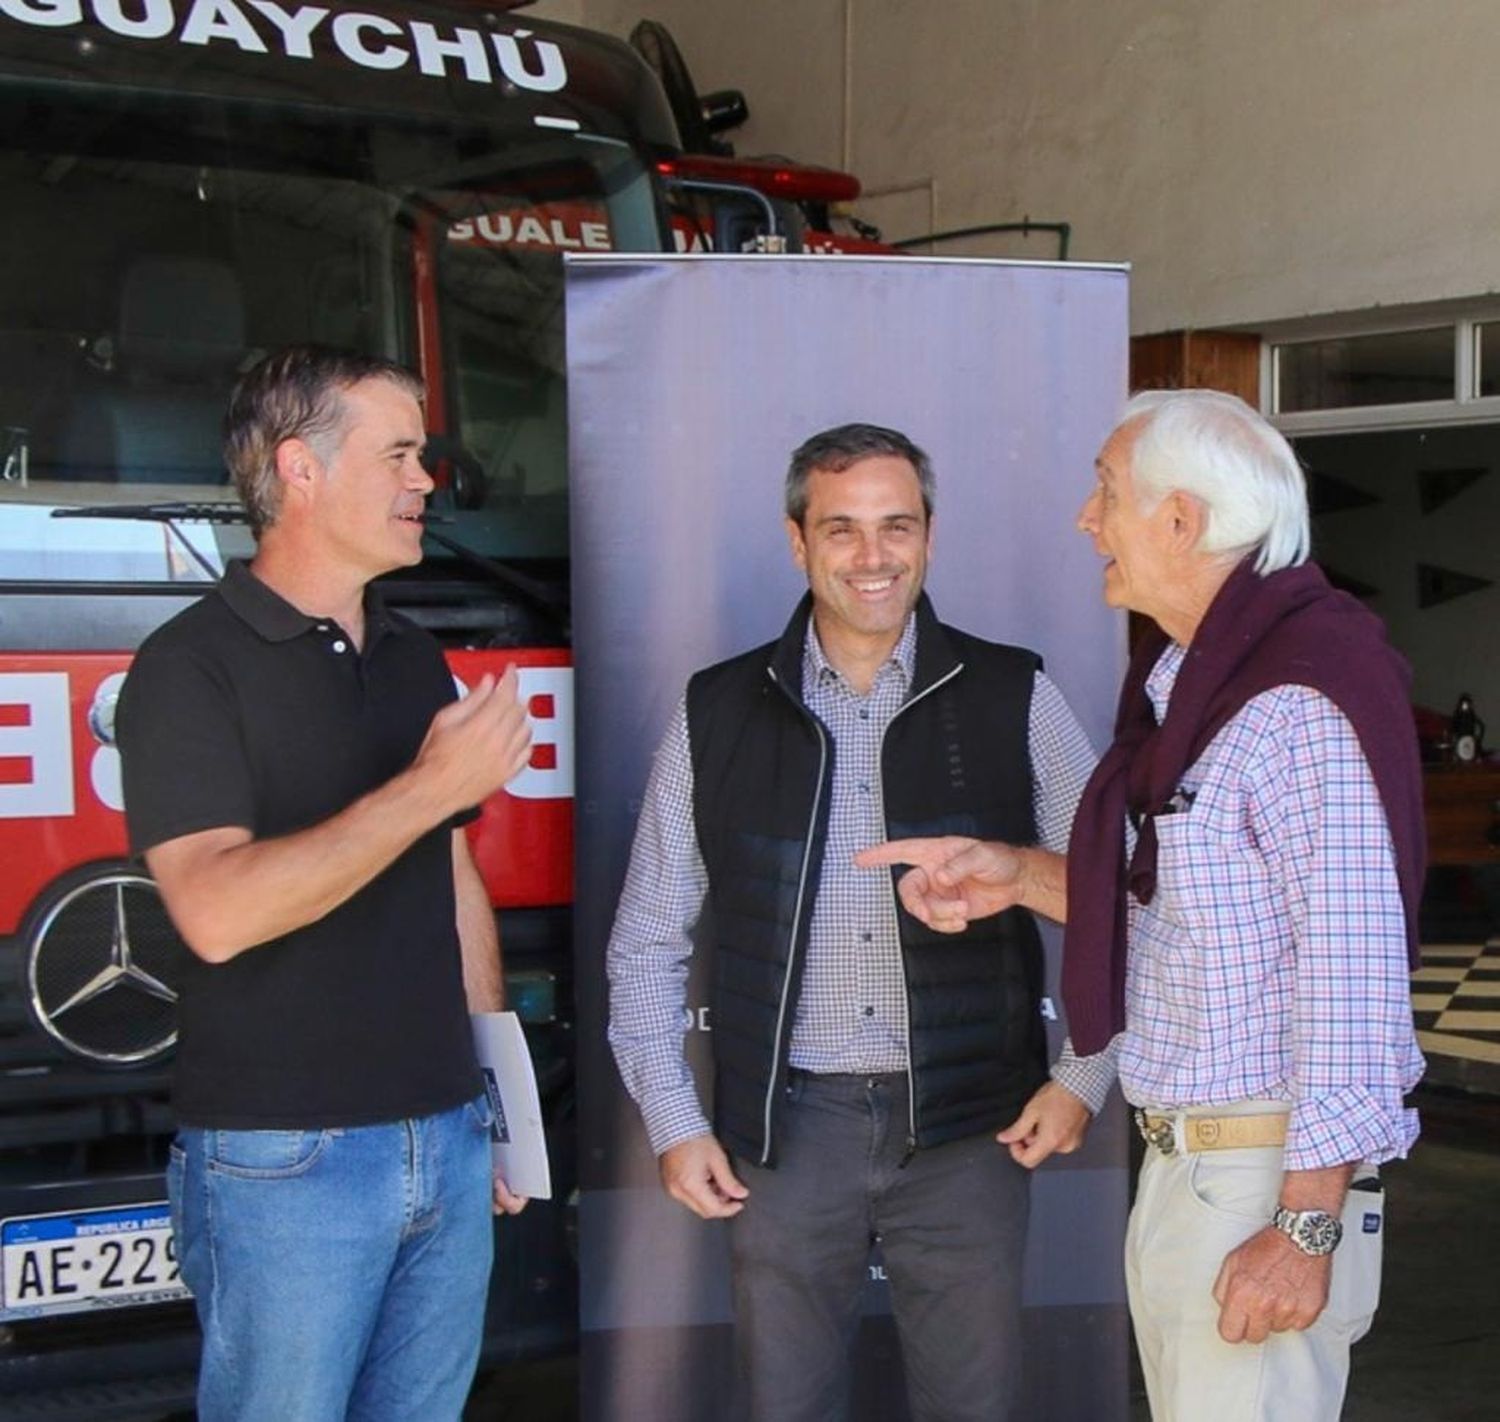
[1059,641,1424,1172]
[607,614,1101,1156]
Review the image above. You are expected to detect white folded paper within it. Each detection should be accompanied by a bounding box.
[470,1011,552,1200]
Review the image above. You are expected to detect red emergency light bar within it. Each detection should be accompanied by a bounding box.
[657,153,862,205]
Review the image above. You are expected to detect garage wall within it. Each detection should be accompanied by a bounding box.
[535,0,1500,335]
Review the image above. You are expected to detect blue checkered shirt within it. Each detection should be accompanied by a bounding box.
[607,614,1101,1155]
[1060,641,1424,1172]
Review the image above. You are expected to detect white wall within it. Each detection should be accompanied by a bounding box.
[533,0,1500,335]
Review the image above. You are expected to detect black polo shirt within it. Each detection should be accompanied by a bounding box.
[118,560,480,1128]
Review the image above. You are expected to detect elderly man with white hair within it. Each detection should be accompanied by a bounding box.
[859,389,1426,1421]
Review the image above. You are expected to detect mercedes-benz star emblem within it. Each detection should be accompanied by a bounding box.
[26,871,186,1065]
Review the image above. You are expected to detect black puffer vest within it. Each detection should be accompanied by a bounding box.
[686,594,1047,1167]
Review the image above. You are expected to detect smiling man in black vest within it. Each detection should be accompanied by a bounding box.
[606,423,1106,1421]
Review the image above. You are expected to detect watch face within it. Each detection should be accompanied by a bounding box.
[1298,1213,1342,1254]
[1278,1207,1343,1255]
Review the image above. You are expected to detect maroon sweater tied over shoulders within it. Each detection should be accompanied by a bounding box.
[1061,559,1427,1057]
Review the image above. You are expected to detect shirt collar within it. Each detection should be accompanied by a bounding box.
[802,611,917,696]
[1144,640,1187,719]
[216,559,395,646]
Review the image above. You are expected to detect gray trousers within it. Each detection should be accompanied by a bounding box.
[729,1070,1029,1422]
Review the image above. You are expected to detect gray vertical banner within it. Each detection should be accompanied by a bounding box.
[566,254,1131,1421]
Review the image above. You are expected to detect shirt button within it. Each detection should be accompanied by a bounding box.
[862,1006,875,1017]
[332,640,347,653]
[858,780,870,793]
[859,709,869,720]
[861,932,872,943]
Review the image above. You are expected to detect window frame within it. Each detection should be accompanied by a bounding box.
[1262,300,1500,435]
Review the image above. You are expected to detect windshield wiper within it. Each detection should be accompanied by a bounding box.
[419,525,567,627]
[51,502,568,623]
[51,501,248,523]
[51,501,243,580]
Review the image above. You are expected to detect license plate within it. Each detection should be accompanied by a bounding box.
[1,1203,191,1320]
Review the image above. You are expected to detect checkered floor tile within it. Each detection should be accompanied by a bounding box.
[1413,940,1500,1067]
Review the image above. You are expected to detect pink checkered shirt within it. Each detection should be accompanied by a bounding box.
[1062,640,1425,1172]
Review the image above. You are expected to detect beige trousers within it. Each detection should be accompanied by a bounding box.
[1125,1117,1384,1422]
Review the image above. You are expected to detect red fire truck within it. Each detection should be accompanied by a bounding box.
[0,0,882,1412]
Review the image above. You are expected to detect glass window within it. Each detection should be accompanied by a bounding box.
[1275,327,1454,413]
[1295,422,1500,747]
[0,79,659,587]
[429,143,657,563]
[1475,322,1500,398]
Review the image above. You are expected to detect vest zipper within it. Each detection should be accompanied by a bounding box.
[875,661,965,1164]
[762,666,830,1168]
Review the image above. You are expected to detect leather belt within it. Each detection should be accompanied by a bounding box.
[1135,1108,1288,1156]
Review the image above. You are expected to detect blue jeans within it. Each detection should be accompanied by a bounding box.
[168,1096,494,1422]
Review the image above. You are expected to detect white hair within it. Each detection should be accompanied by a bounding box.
[1120,389,1310,574]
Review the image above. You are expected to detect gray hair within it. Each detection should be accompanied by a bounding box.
[224,345,424,537]
[1120,389,1309,574]
[785,423,934,524]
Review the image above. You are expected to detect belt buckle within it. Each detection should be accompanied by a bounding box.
[1134,1109,1176,1156]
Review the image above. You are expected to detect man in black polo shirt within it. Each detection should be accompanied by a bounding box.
[117,346,533,1422]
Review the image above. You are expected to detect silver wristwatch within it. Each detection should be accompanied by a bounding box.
[1271,1205,1343,1256]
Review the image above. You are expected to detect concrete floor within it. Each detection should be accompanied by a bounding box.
[1338,1090,1500,1422]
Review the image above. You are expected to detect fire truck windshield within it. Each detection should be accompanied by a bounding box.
[0,69,664,590]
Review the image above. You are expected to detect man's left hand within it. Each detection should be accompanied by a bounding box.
[1212,1226,1332,1343]
[996,1081,1091,1168]
[493,1172,529,1216]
